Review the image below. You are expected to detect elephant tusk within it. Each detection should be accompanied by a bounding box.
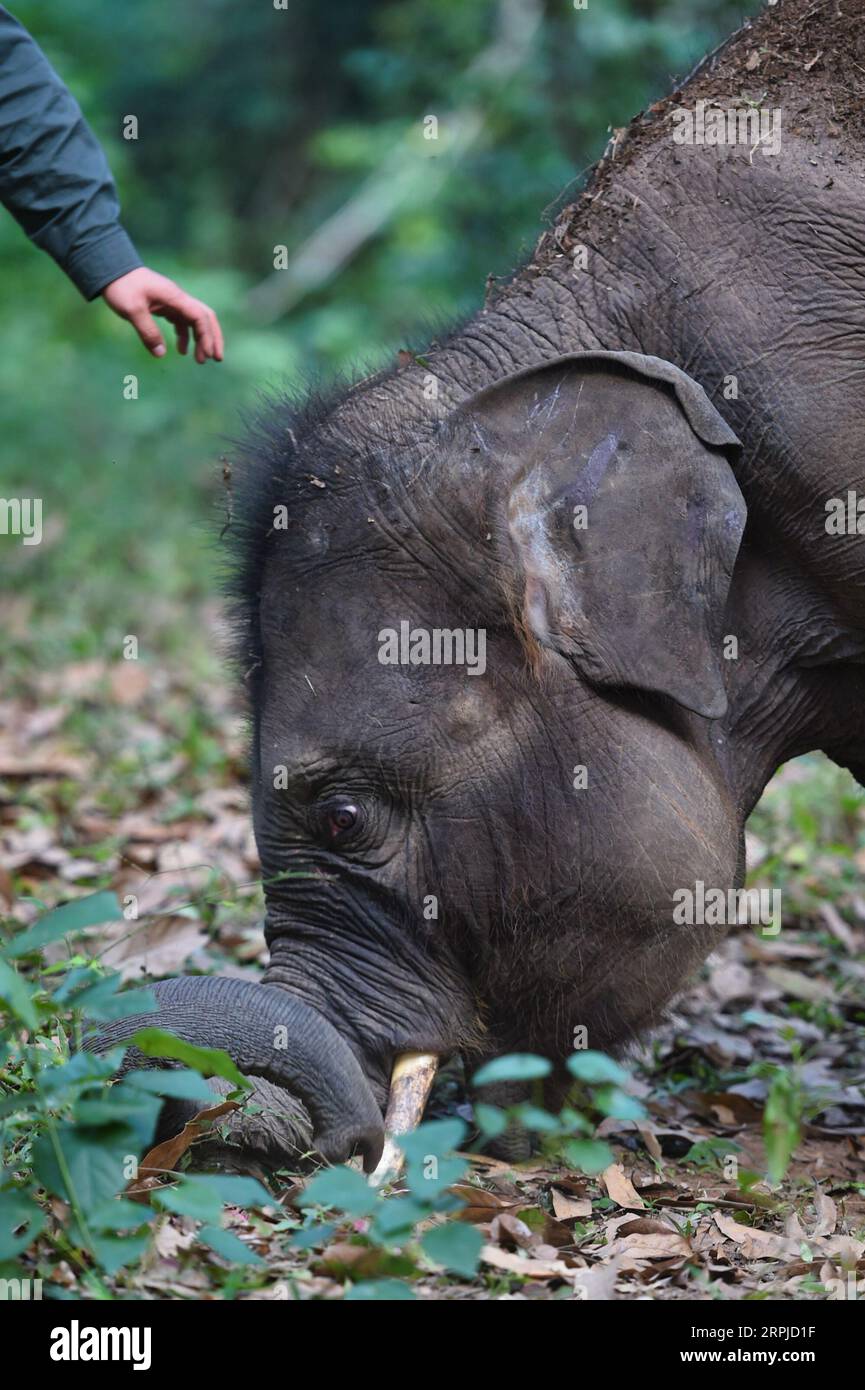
[368,1051,438,1187]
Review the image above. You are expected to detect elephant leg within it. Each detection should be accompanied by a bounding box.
[469,1072,533,1162]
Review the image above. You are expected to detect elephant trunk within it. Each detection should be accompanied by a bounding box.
[86,976,385,1171]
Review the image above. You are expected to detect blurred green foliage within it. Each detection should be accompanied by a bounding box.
[0,0,753,666]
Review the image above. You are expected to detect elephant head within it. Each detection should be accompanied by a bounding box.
[94,350,747,1166]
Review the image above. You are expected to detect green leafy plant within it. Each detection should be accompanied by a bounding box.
[295,1118,483,1298]
[472,1050,647,1176]
[0,892,270,1291]
[761,1064,807,1186]
[289,1049,650,1297]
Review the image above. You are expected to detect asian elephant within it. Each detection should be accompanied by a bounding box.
[92,0,865,1170]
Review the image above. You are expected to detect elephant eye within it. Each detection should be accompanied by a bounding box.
[320,800,361,844]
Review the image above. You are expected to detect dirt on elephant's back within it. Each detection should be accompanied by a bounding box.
[530,0,865,273]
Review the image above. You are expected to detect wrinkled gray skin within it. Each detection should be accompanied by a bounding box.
[96,0,865,1169]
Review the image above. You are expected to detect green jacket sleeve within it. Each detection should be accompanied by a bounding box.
[0,7,142,298]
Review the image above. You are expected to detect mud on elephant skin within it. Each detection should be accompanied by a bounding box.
[91,0,865,1171]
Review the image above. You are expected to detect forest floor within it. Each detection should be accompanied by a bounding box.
[2,614,864,1301]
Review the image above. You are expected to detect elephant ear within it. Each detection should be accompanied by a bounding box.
[461,352,746,718]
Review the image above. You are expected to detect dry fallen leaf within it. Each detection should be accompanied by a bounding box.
[763,966,832,1003]
[128,1100,241,1196]
[314,1243,388,1280]
[489,1212,535,1250]
[713,1211,797,1260]
[810,1192,838,1239]
[571,1256,621,1301]
[116,813,194,843]
[601,1163,645,1210]
[617,1217,681,1238]
[108,663,151,706]
[817,902,858,954]
[451,1183,520,1223]
[480,1244,575,1280]
[153,1219,196,1260]
[0,740,88,779]
[92,913,209,981]
[692,1090,763,1127]
[708,958,753,1003]
[601,1231,692,1271]
[551,1187,593,1221]
[636,1124,663,1161]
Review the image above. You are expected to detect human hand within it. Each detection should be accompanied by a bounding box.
[102,267,223,363]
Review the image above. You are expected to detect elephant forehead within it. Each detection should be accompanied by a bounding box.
[263,543,451,636]
[257,618,522,787]
[260,550,502,680]
[261,632,506,729]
